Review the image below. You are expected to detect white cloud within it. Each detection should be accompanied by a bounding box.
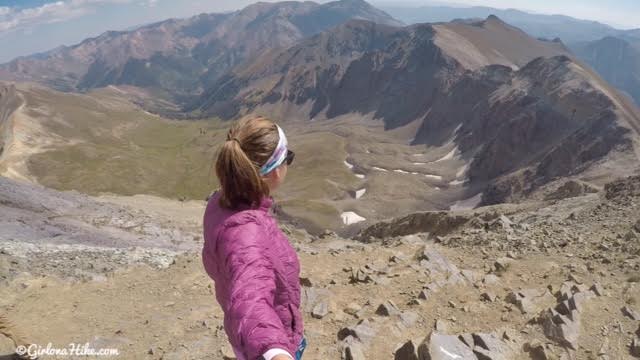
[0,0,139,34]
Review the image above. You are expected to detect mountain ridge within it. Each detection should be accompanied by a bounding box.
[0,0,402,106]
[382,4,636,43]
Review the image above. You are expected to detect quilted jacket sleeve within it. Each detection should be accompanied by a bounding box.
[219,216,294,359]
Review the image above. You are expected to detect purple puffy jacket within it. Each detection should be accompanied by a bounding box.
[202,191,304,359]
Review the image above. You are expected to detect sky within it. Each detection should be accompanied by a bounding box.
[0,0,638,63]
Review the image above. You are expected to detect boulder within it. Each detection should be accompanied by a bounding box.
[350,267,372,284]
[622,306,640,321]
[488,215,515,233]
[408,331,514,360]
[540,308,580,350]
[301,287,331,313]
[524,342,554,360]
[590,283,605,297]
[418,332,476,360]
[220,342,237,360]
[338,320,376,344]
[376,300,401,316]
[399,311,419,328]
[494,257,514,274]
[342,336,366,360]
[311,301,329,319]
[631,337,640,358]
[417,247,465,285]
[299,276,313,287]
[0,333,16,356]
[434,319,448,332]
[483,274,501,286]
[505,289,553,314]
[471,333,512,360]
[394,339,421,360]
[344,303,362,317]
[481,292,498,303]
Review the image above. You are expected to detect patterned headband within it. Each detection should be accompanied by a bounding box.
[259,124,288,175]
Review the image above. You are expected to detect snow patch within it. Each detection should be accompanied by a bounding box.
[449,179,467,186]
[355,174,365,179]
[435,147,458,163]
[344,160,354,170]
[108,85,126,94]
[393,169,409,174]
[456,164,469,178]
[341,211,366,225]
[424,174,443,181]
[450,193,483,211]
[355,188,366,199]
[372,166,388,172]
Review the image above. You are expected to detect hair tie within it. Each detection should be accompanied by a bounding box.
[228,137,241,144]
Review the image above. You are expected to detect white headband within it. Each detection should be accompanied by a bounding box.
[259,125,288,175]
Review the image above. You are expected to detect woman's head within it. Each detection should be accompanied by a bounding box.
[215,116,294,209]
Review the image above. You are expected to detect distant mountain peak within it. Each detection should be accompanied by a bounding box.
[483,15,513,28]
[597,35,630,45]
[332,0,372,6]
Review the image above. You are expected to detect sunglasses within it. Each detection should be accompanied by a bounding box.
[285,149,295,166]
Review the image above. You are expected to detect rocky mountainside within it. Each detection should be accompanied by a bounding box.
[382,4,627,44]
[0,84,21,170]
[2,173,640,359]
[572,36,640,105]
[382,4,640,108]
[193,16,568,123]
[0,0,401,105]
[192,16,640,204]
[414,55,640,205]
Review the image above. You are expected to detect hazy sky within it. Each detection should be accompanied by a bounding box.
[0,0,638,63]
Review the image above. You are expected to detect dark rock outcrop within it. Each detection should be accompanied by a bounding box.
[354,211,471,242]
[605,175,640,201]
[544,180,599,201]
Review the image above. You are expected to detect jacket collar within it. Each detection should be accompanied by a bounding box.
[221,192,273,212]
[258,196,274,212]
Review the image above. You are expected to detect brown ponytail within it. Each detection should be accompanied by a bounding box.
[215,116,279,209]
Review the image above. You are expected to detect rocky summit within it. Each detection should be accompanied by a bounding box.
[2,170,640,359]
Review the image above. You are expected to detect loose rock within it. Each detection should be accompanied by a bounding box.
[376,300,400,316]
[312,301,329,319]
[394,339,420,360]
[622,306,640,321]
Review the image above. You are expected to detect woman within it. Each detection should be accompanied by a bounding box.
[202,116,305,360]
